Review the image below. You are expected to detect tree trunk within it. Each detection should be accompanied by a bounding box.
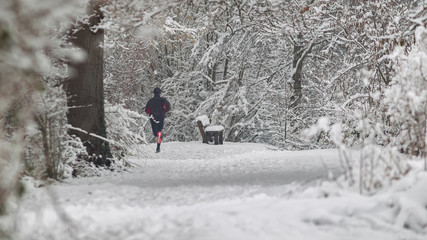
[66,1,111,161]
[292,41,304,107]
[290,33,314,108]
[223,55,229,80]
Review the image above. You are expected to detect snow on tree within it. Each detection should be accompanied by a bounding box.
[0,4,426,239]
[99,0,423,152]
[0,0,86,231]
[385,26,427,160]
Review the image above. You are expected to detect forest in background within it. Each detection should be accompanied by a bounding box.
[0,0,426,232]
[105,0,424,150]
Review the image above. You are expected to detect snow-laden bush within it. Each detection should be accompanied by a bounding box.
[304,118,410,195]
[340,143,410,194]
[384,26,427,158]
[61,134,88,178]
[25,77,74,180]
[63,134,114,178]
[105,103,148,159]
[305,27,427,193]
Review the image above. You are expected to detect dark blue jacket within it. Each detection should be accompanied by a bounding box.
[145,94,171,121]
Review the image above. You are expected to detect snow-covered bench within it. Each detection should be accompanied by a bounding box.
[196,115,224,145]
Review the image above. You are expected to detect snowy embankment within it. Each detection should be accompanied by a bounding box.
[3,142,427,240]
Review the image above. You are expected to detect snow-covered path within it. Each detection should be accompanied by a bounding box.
[10,142,427,240]
[55,142,341,209]
[117,142,340,204]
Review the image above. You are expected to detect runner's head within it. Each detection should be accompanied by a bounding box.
[154,87,161,95]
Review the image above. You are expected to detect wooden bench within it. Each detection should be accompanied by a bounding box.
[196,115,224,145]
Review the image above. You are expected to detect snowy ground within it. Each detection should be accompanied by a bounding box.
[3,142,427,240]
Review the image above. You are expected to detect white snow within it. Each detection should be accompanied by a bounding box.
[196,115,224,131]
[204,125,224,132]
[3,142,427,240]
[196,115,210,127]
